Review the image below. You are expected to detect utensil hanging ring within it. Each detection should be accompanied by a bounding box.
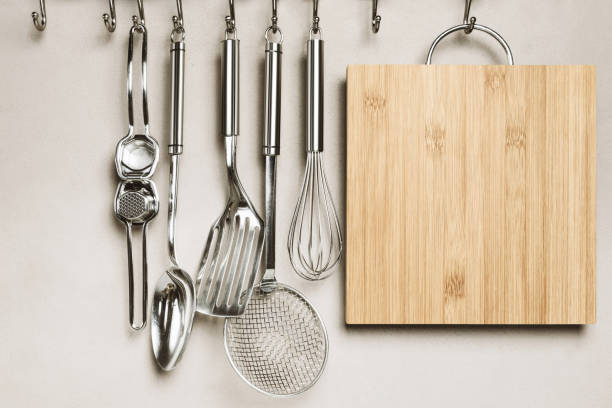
[426,24,514,65]
[171,26,186,43]
[265,26,284,44]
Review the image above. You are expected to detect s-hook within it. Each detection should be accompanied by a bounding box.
[133,0,146,27]
[226,0,236,36]
[32,0,46,31]
[311,0,320,34]
[463,0,476,34]
[171,0,185,42]
[270,0,279,33]
[103,0,117,32]
[173,0,184,31]
[104,0,146,33]
[372,0,381,33]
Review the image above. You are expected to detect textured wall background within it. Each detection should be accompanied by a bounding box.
[0,1,610,407]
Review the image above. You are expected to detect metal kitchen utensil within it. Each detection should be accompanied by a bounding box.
[195,2,265,317]
[114,13,159,331]
[152,4,195,371]
[114,180,159,330]
[288,1,342,281]
[225,6,328,396]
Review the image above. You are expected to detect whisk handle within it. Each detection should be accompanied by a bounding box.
[307,39,324,152]
[222,39,240,137]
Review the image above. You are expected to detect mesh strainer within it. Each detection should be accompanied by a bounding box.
[224,282,328,396]
[224,17,328,395]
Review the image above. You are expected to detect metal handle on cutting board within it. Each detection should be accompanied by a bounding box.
[426,24,514,65]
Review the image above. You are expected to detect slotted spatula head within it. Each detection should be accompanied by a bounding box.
[196,195,264,316]
[196,137,264,317]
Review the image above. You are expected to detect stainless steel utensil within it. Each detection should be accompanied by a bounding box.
[225,13,328,396]
[151,266,195,370]
[288,6,342,281]
[114,18,159,331]
[114,179,158,330]
[152,12,195,371]
[115,22,159,180]
[195,23,264,317]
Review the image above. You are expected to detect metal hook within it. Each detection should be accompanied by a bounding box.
[173,0,184,30]
[372,0,381,33]
[226,0,236,34]
[463,0,476,34]
[103,0,117,32]
[271,0,278,32]
[311,0,320,33]
[132,0,145,27]
[32,0,47,31]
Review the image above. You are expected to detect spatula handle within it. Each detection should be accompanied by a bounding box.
[222,39,240,138]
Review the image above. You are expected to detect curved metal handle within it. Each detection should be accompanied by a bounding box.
[127,23,150,134]
[32,0,47,31]
[426,24,514,65]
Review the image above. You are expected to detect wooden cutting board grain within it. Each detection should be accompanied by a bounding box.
[346,65,596,325]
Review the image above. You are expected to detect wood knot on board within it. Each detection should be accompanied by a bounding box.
[425,125,446,153]
[364,95,386,112]
[506,126,526,149]
[444,273,465,298]
[485,71,506,90]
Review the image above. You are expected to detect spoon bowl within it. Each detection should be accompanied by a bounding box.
[151,267,195,371]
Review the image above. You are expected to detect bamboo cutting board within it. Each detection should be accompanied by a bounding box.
[346,65,596,325]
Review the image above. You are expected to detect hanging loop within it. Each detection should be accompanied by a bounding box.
[311,0,320,33]
[32,0,47,31]
[372,0,381,33]
[463,0,476,34]
[226,0,236,36]
[103,0,117,32]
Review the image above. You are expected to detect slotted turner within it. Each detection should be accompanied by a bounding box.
[195,37,264,317]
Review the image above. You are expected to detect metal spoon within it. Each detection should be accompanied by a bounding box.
[151,24,195,371]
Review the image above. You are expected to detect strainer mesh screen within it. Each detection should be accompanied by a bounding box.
[225,285,327,396]
[118,192,147,220]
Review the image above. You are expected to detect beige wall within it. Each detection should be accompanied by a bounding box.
[1,0,610,407]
